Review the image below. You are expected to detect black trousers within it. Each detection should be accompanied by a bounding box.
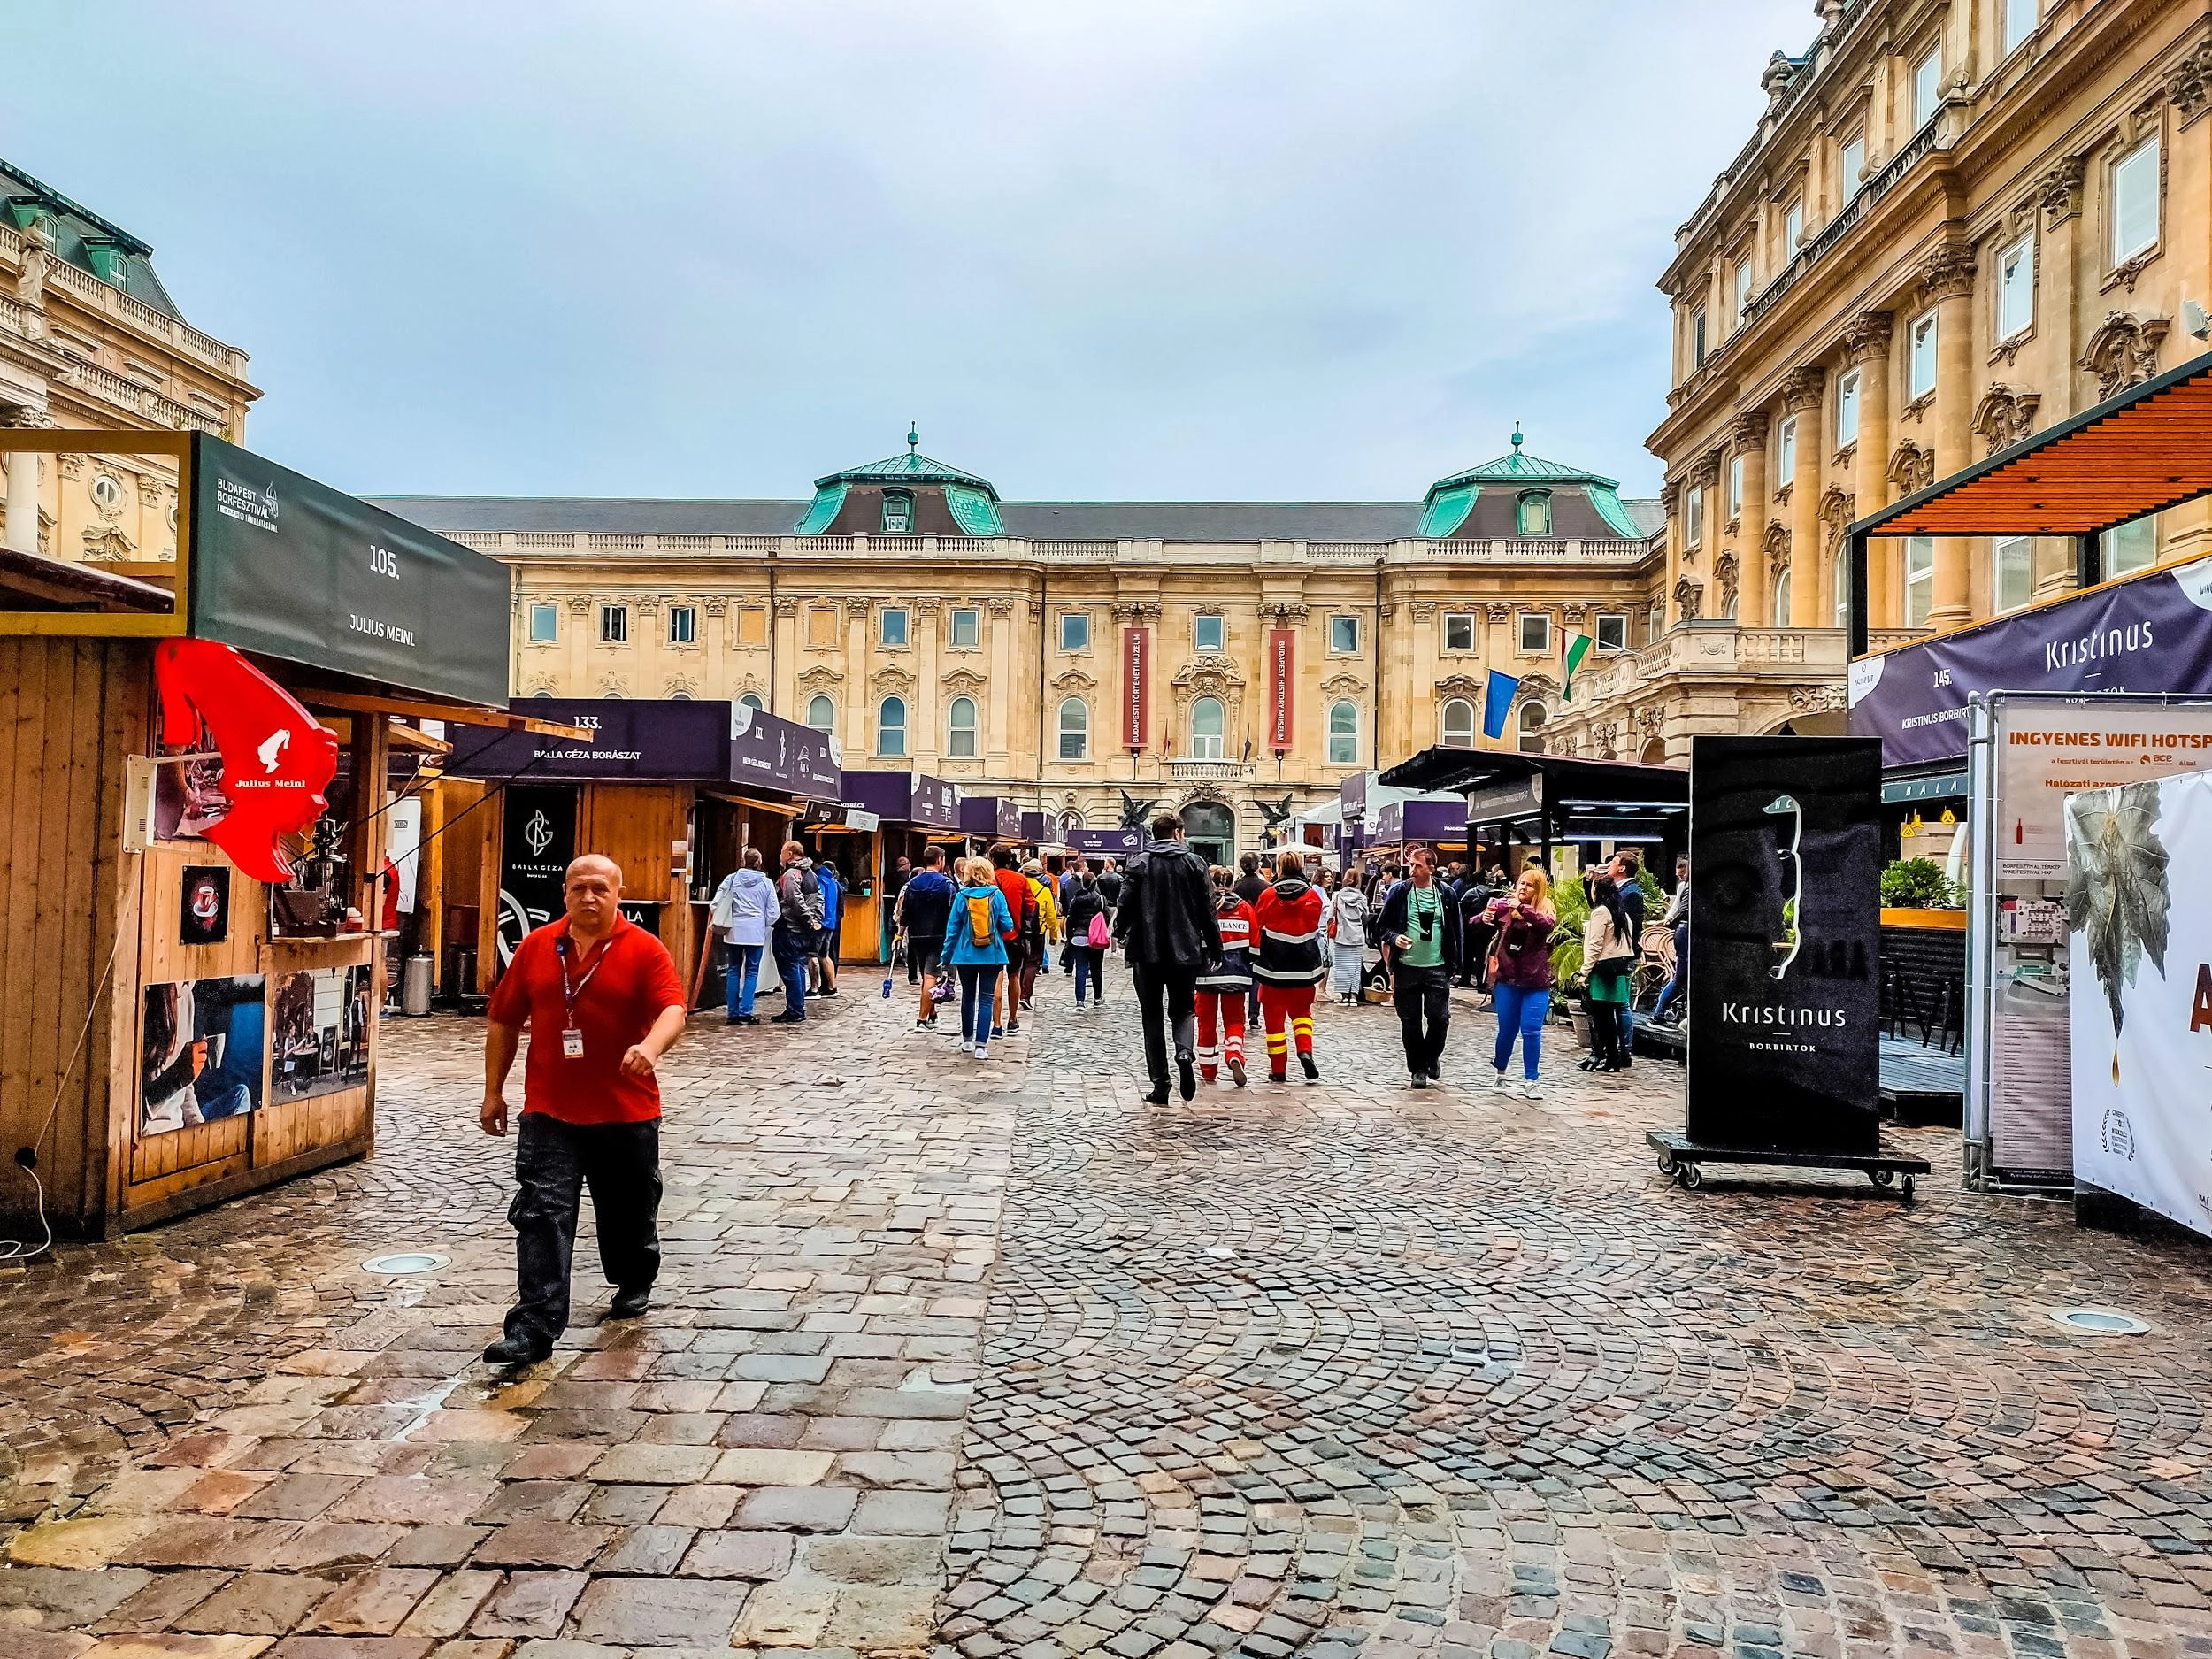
[1393,963,1452,1074]
[504,1112,663,1347]
[1131,962,1198,1090]
[1587,997,1624,1065]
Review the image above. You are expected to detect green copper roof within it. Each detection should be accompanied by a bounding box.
[1426,424,1621,497]
[813,425,1000,499]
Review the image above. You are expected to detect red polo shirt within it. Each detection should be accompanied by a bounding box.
[488,917,686,1125]
[993,869,1028,943]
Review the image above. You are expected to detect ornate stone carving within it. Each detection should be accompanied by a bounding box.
[1692,451,1723,490]
[13,221,50,314]
[773,596,799,618]
[1169,653,1248,745]
[1972,385,2042,456]
[1110,600,1162,623]
[1483,603,1514,623]
[1714,552,1740,618]
[703,596,729,617]
[1434,673,1484,703]
[1789,684,1847,713]
[565,595,593,616]
[1561,603,1588,626]
[664,673,700,699]
[1763,522,1791,577]
[82,526,134,561]
[1818,486,1856,556]
[1843,310,1894,363]
[1918,243,1976,306]
[1410,601,1437,621]
[795,664,843,693]
[1264,602,1310,626]
[869,664,916,695]
[941,668,987,696]
[986,596,1014,617]
[2082,311,2170,399]
[2106,250,2156,296]
[1657,478,1681,513]
[1888,441,1937,495]
[1780,366,1825,413]
[2170,32,2212,125]
[1051,667,1100,692]
[1317,672,1367,699]
[1674,577,1703,624]
[1730,411,1771,450]
[5,403,55,429]
[2041,155,2087,227]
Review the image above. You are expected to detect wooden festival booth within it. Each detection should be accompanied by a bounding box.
[0,430,542,1240]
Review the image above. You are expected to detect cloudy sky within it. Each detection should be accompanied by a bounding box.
[12,1,1791,503]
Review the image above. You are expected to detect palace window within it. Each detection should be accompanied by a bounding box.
[1059,612,1089,652]
[1194,614,1225,652]
[1328,701,1360,764]
[739,692,765,712]
[1998,234,2034,340]
[1773,568,1793,626]
[1057,697,1089,761]
[1595,611,1628,651]
[668,604,696,645]
[527,602,557,643]
[2003,0,2038,56]
[1518,612,1551,654]
[1836,369,1860,449]
[1518,703,1548,755]
[878,696,908,757]
[1911,42,1942,129]
[2113,137,2161,265]
[1833,553,1851,628]
[1995,537,2033,614]
[1734,259,1754,321]
[1444,612,1475,652]
[1840,133,1866,193]
[1691,306,1708,369]
[1908,311,1937,399]
[1777,415,1798,480]
[948,695,979,757]
[1783,200,1803,255]
[880,607,910,647]
[949,607,980,648]
[805,694,835,733]
[1685,486,1704,549]
[1516,490,1553,537]
[1190,696,1226,760]
[600,603,628,643]
[1726,454,1745,520]
[1328,615,1360,654]
[880,488,914,534]
[1440,698,1476,750]
[2103,515,2157,576]
[1903,537,1933,627]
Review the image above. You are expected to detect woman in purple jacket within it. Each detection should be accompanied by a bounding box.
[1484,866,1558,1100]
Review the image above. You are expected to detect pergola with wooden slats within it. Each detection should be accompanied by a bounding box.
[1848,347,2212,656]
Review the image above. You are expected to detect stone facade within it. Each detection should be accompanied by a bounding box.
[1554,0,2212,763]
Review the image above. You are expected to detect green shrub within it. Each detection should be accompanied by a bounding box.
[1549,875,1592,988]
[1881,857,1961,910]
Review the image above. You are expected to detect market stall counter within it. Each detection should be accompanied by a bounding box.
[845,771,961,961]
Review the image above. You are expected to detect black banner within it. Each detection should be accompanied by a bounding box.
[449,698,730,782]
[1687,736,1881,1154]
[190,434,511,706]
[497,784,577,967]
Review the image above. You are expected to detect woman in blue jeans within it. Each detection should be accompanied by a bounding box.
[710,848,779,1024]
[941,857,1015,1060]
[1481,866,1557,1099]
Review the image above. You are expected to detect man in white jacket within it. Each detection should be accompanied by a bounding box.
[709,847,779,1025]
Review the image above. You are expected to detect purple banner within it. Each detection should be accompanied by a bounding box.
[728,703,841,803]
[1067,827,1141,857]
[1850,557,2212,768]
[448,698,730,783]
[960,795,1021,839]
[1375,797,1469,844]
[842,770,962,829]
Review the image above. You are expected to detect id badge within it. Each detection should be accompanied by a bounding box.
[562,1026,586,1059]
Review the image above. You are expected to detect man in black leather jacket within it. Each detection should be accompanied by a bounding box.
[1112,812,1224,1104]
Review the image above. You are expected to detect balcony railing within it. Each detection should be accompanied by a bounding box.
[1741,115,1947,328]
[1168,757,1244,783]
[434,531,1660,567]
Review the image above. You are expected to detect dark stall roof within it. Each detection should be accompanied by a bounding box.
[1379,749,1688,804]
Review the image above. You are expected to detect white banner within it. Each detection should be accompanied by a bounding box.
[2067,767,2212,1239]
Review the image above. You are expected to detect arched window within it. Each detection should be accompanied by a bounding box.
[1517,490,1554,537]
[739,692,765,712]
[1440,698,1476,749]
[1772,569,1793,626]
[670,690,693,700]
[1327,700,1360,765]
[1057,697,1089,761]
[1519,702,1548,755]
[880,488,914,534]
[1834,557,1852,627]
[1190,696,1225,759]
[948,695,979,757]
[531,688,553,700]
[805,694,835,733]
[878,695,908,757]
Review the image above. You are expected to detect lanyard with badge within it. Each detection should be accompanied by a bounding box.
[557,936,608,1059]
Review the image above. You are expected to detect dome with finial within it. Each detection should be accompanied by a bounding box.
[795,426,1004,536]
[1418,426,1650,541]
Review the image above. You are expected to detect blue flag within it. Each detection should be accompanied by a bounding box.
[1482,669,1520,740]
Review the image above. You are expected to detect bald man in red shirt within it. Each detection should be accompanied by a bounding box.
[480,854,687,1366]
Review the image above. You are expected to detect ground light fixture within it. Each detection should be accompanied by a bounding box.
[362,1251,450,1276]
[2047,1306,2152,1335]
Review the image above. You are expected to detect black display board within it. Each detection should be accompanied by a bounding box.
[497,784,578,967]
[1687,736,1882,1154]
[449,698,732,782]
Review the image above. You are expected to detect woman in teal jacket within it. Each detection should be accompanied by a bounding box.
[942,857,1016,1060]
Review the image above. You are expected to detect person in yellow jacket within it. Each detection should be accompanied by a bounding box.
[1019,859,1059,1011]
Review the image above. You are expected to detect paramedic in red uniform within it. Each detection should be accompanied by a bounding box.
[480,854,687,1366]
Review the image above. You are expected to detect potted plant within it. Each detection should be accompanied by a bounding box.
[1549,878,1593,1043]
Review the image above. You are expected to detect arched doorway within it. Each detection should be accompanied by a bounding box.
[1181,800,1235,870]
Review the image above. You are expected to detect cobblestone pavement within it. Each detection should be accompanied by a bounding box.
[1,974,2210,1659]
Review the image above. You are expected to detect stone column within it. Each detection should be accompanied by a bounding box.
[1922,247,1978,629]
[914,599,941,768]
[772,597,798,714]
[1656,478,1682,620]
[987,596,1015,778]
[845,598,870,755]
[1732,412,1770,626]
[1783,368,1826,628]
[1688,451,1722,624]
[3,450,36,556]
[1844,311,1894,626]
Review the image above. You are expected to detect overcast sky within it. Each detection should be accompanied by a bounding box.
[12,1,1791,503]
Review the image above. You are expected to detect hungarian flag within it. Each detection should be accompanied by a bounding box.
[1561,631,1593,703]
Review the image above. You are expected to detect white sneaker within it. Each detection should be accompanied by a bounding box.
[974,1043,989,1060]
[1491,1068,1510,1093]
[1520,1079,1541,1100]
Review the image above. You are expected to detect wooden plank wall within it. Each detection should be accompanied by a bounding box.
[580,783,692,968]
[0,637,145,1240]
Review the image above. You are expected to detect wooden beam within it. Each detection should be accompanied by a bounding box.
[300,687,591,740]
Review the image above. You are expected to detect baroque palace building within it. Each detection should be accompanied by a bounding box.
[1551,0,2212,762]
[380,432,1663,855]
[0,157,258,558]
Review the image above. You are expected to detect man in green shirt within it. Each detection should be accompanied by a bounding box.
[1380,844,1463,1088]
